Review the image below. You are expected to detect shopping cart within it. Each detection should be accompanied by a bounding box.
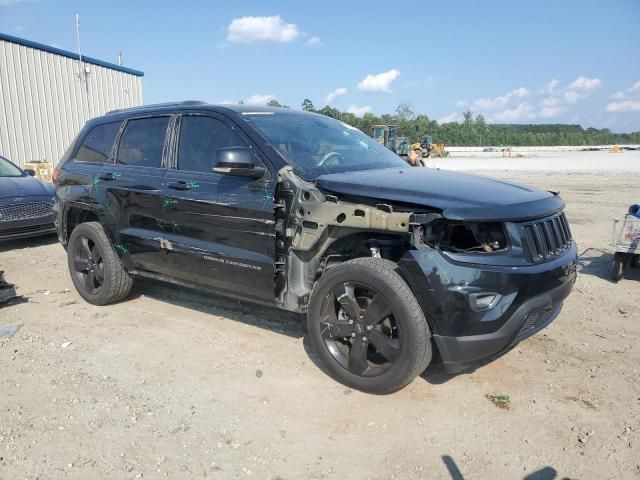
[611,214,640,281]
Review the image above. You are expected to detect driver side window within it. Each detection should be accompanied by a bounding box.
[178,116,249,173]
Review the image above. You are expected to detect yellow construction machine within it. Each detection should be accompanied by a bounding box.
[410,137,449,159]
[371,125,411,157]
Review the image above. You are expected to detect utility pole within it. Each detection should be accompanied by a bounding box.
[75,13,91,118]
[75,13,83,65]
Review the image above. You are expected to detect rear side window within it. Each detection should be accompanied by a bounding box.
[116,117,170,168]
[75,122,120,163]
[178,116,248,173]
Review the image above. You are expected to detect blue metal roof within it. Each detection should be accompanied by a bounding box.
[0,32,144,77]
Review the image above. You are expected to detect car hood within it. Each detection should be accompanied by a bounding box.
[0,175,55,201]
[315,167,564,222]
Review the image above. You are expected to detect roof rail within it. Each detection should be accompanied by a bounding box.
[107,101,208,115]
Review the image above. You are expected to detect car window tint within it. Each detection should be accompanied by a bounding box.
[117,117,169,168]
[75,122,121,163]
[179,116,248,173]
[0,156,23,177]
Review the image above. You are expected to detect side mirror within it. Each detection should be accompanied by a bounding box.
[24,168,36,177]
[213,147,265,179]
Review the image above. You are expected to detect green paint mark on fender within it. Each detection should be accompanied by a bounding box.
[156,218,180,233]
[162,198,178,209]
[114,243,129,255]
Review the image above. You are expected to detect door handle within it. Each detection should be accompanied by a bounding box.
[167,181,191,191]
[98,172,117,181]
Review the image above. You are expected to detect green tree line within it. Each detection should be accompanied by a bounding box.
[297,99,640,146]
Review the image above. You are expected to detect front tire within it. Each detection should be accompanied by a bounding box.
[307,258,432,394]
[67,222,133,305]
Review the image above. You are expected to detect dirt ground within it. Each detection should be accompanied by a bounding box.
[1,152,639,479]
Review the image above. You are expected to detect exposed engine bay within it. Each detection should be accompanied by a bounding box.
[274,167,508,312]
[422,221,507,253]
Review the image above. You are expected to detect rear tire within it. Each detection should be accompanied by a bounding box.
[307,258,432,394]
[611,252,630,282]
[67,222,133,305]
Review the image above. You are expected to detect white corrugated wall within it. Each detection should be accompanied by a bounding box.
[0,39,142,167]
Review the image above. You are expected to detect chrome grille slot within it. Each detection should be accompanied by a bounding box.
[522,212,573,262]
[0,202,54,223]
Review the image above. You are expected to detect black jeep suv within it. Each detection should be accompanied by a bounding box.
[54,102,577,394]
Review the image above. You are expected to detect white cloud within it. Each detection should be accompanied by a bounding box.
[563,76,601,104]
[226,16,299,44]
[243,94,276,105]
[539,106,566,118]
[455,100,468,108]
[402,77,433,89]
[346,104,372,117]
[459,77,605,123]
[562,90,582,104]
[305,36,323,47]
[541,96,561,107]
[490,103,536,122]
[540,79,560,95]
[324,87,348,104]
[568,76,602,92]
[471,87,529,111]
[438,112,461,124]
[610,80,640,100]
[606,100,640,113]
[357,69,400,93]
[607,81,640,112]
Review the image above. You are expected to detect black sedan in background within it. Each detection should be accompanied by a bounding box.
[0,155,55,241]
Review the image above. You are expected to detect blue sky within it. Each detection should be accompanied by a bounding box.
[1,0,639,132]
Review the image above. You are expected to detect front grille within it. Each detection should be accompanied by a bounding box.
[0,202,54,223]
[522,212,573,262]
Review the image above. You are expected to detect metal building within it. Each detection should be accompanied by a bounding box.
[0,32,144,168]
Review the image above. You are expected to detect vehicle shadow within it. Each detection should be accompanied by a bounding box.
[420,355,493,385]
[132,279,305,339]
[132,280,350,384]
[0,233,58,254]
[132,279,530,388]
[577,247,640,282]
[442,455,570,479]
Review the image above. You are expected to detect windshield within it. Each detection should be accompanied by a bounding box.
[0,156,24,177]
[242,112,407,178]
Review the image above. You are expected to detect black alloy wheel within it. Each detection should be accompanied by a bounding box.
[307,258,432,394]
[73,235,105,294]
[319,281,401,377]
[67,221,133,305]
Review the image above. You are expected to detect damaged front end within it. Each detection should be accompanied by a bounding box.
[397,211,577,373]
[275,166,577,373]
[419,219,508,254]
[275,167,414,312]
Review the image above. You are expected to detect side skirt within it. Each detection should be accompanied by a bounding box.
[130,269,286,311]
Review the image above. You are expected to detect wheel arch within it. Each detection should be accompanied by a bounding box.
[62,203,118,247]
